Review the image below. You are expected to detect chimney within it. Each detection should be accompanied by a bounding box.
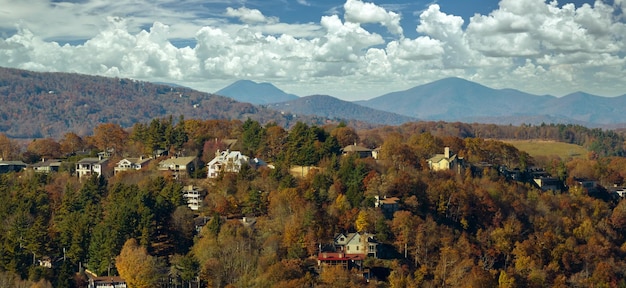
[444,147,450,159]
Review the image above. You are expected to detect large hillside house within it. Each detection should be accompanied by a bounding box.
[318,232,378,275]
[114,156,151,174]
[76,156,109,180]
[206,150,249,178]
[157,156,198,178]
[182,185,205,211]
[334,232,378,258]
[341,144,373,158]
[428,147,460,172]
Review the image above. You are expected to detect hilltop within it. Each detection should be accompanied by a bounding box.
[0,67,321,138]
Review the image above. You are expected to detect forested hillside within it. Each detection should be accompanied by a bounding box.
[0,67,326,138]
[2,118,626,287]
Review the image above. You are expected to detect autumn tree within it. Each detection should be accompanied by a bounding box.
[380,132,418,170]
[90,123,128,154]
[0,133,20,160]
[331,124,360,148]
[59,132,85,155]
[27,138,61,159]
[260,124,286,161]
[115,238,163,288]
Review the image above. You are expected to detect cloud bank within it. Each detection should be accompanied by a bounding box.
[0,0,624,100]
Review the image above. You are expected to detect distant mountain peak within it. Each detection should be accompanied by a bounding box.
[216,79,299,105]
[358,77,626,126]
[268,94,418,126]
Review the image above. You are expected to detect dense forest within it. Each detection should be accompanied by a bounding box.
[1,117,626,287]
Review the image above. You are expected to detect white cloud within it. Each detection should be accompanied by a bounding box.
[0,0,624,100]
[296,0,311,6]
[225,7,279,24]
[343,0,403,35]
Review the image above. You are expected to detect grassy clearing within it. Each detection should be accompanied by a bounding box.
[502,139,588,160]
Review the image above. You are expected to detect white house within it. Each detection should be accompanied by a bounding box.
[334,232,378,258]
[76,156,109,180]
[182,185,205,210]
[207,150,250,178]
[114,156,151,174]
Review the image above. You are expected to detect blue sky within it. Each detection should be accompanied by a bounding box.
[0,0,625,100]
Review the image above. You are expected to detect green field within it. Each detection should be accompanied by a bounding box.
[502,140,588,160]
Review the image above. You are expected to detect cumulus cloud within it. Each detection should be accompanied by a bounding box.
[344,0,403,35]
[0,0,624,99]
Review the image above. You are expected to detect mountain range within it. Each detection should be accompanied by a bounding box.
[215,77,626,127]
[3,66,626,140]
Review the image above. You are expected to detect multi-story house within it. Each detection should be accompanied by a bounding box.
[207,150,249,178]
[182,185,205,211]
[76,156,109,180]
[334,232,378,258]
[157,156,198,178]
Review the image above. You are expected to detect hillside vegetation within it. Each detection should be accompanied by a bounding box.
[0,67,325,139]
[2,118,626,287]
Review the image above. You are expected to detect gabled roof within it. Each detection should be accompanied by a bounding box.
[0,160,27,166]
[428,153,457,163]
[334,232,377,246]
[334,233,350,246]
[159,156,196,166]
[31,159,61,168]
[117,157,151,166]
[342,144,372,153]
[207,150,249,166]
[378,197,400,205]
[77,157,108,164]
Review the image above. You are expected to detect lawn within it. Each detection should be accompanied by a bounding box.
[502,140,588,160]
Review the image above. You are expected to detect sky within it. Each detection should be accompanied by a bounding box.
[0,0,625,101]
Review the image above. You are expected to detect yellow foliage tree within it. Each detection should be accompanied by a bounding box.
[115,238,163,288]
[498,270,515,288]
[355,210,369,232]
